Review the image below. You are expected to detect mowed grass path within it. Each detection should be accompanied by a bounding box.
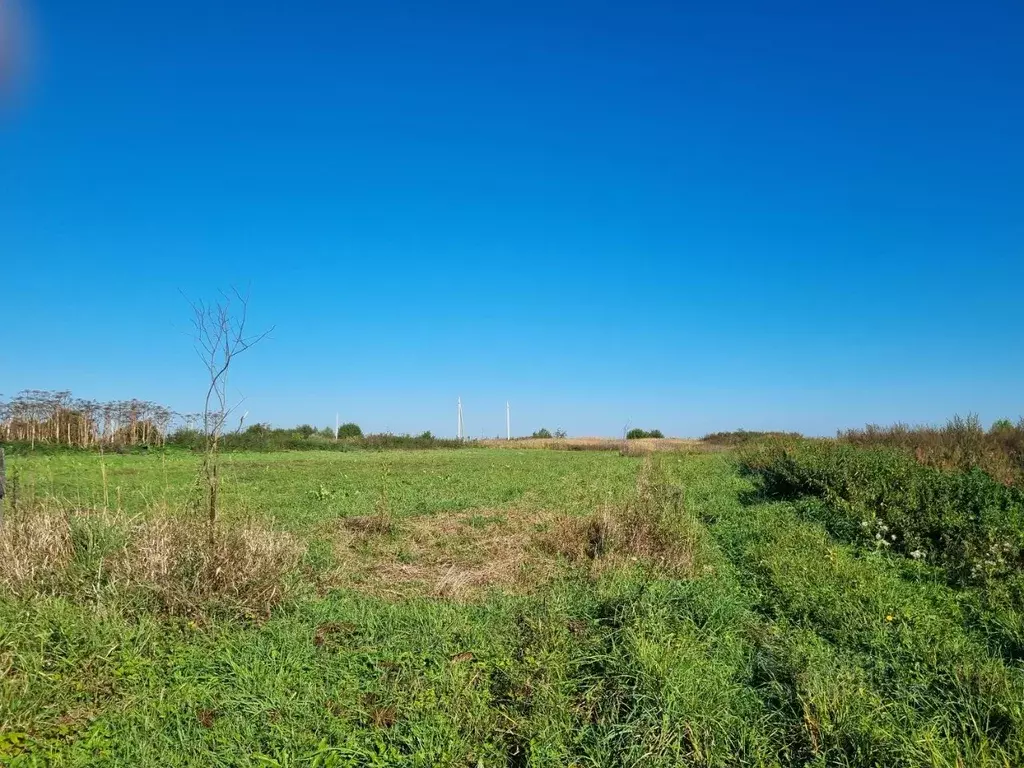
[1,449,1022,765]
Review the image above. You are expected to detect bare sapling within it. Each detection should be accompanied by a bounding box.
[188,289,272,543]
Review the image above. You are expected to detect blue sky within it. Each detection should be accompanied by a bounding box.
[1,0,1022,437]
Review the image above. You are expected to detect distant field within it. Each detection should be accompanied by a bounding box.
[479,436,702,451]
[2,444,1023,766]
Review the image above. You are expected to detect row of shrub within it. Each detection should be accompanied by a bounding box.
[839,415,1024,486]
[165,424,464,452]
[741,440,1024,594]
[528,428,567,439]
[625,428,664,439]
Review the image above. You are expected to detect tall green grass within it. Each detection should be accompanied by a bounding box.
[672,453,1024,766]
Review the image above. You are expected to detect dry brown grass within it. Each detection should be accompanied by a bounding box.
[0,508,74,593]
[328,507,562,601]
[0,502,304,616]
[124,517,304,615]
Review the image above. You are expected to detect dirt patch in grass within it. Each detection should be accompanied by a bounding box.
[341,514,394,535]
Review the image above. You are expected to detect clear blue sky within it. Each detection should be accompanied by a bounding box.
[1,0,1021,437]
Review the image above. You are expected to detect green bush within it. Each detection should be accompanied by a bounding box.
[337,422,362,439]
[626,429,664,439]
[742,440,1024,592]
[532,428,552,439]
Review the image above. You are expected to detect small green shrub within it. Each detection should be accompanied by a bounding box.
[337,423,363,439]
[626,429,664,440]
[532,428,553,439]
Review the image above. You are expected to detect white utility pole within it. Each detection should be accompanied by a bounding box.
[506,401,511,440]
[457,397,464,440]
[335,412,339,440]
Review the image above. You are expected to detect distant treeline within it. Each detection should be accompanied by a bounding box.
[1,390,174,448]
[167,424,465,452]
[0,389,464,453]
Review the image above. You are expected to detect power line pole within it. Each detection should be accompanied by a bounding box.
[506,401,511,440]
[457,397,464,441]
[335,412,339,441]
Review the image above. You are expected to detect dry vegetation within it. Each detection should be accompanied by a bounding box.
[0,508,74,593]
[839,415,1024,486]
[0,454,697,610]
[329,507,560,600]
[0,500,304,617]
[482,436,701,453]
[544,457,700,577]
[0,390,175,448]
[322,457,701,601]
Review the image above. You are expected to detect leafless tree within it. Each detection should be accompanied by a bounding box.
[187,288,272,540]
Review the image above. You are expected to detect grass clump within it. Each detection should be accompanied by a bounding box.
[549,457,700,577]
[0,508,74,595]
[124,518,304,616]
[0,500,304,618]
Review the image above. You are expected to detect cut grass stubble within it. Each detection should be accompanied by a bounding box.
[328,456,700,600]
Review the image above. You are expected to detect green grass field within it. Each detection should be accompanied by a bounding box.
[2,447,1023,766]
